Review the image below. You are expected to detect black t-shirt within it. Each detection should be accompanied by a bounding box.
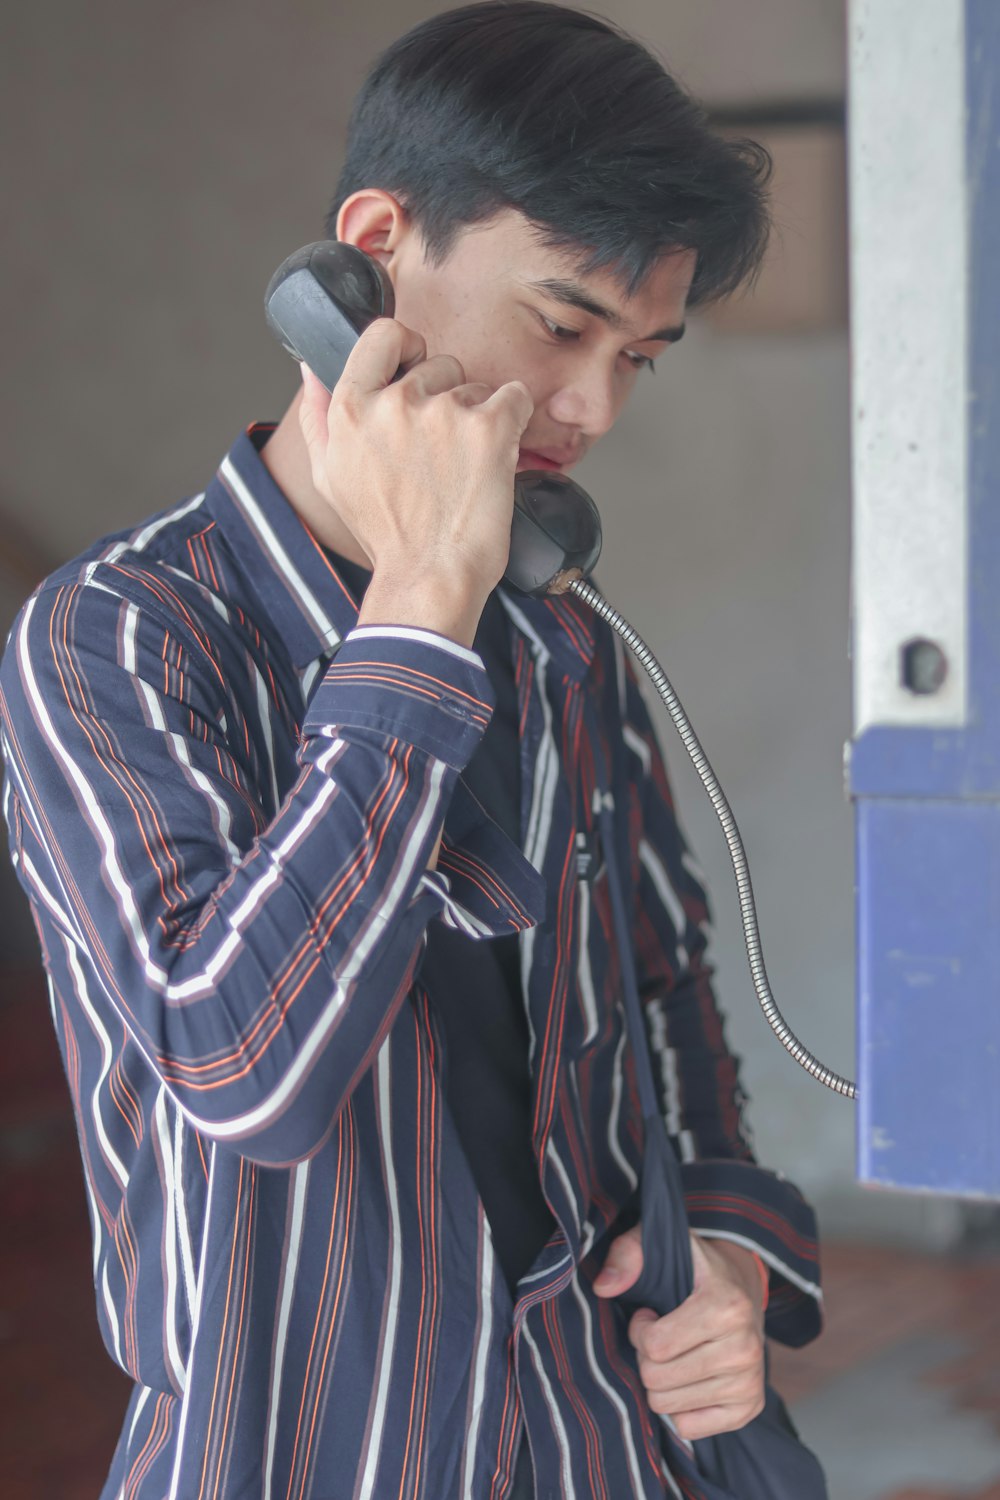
[331,554,557,1295]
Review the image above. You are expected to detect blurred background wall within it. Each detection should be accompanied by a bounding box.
[0,0,950,1251]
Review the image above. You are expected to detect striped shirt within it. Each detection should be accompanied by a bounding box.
[0,424,821,1500]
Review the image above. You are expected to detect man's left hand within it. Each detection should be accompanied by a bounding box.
[592,1226,766,1441]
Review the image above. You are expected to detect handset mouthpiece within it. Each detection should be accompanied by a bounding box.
[506,472,602,596]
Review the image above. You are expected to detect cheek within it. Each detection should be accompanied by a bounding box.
[391,271,472,359]
[612,374,636,418]
[442,317,545,394]
[392,282,551,400]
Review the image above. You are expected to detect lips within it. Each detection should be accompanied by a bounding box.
[517,447,579,472]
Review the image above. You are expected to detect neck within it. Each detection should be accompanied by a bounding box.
[260,389,372,567]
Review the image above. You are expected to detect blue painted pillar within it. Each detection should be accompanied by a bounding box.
[850,0,1000,1193]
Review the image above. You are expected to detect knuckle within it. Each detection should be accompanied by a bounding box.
[330,388,355,420]
[395,378,422,406]
[399,321,424,351]
[722,1281,746,1312]
[358,318,395,356]
[721,1293,749,1333]
[633,1321,653,1355]
[465,401,494,431]
[434,353,465,383]
[355,319,382,347]
[737,1284,757,1318]
[648,1329,671,1363]
[731,1330,759,1368]
[329,388,361,429]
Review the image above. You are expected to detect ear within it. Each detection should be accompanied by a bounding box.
[335,189,410,269]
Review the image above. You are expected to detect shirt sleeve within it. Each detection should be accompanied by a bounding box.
[0,570,531,1168]
[618,644,822,1348]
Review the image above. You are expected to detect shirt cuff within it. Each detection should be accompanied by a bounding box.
[303,625,494,770]
[681,1158,823,1348]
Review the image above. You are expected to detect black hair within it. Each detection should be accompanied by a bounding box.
[328,1,771,307]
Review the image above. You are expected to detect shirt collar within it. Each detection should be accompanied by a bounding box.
[501,588,598,683]
[205,423,598,680]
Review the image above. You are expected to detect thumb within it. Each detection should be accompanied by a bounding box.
[298,361,333,427]
[593,1225,644,1298]
[297,363,335,494]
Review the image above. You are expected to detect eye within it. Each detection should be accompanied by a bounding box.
[537,310,658,373]
[539,313,581,341]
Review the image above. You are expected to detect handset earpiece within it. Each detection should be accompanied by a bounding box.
[264,240,601,595]
[265,241,394,393]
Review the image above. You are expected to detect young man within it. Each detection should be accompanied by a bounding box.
[0,5,821,1497]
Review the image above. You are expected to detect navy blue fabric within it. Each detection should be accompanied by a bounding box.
[331,555,557,1301]
[510,1432,538,1500]
[596,799,829,1500]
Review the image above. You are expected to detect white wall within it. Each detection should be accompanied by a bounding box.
[3,0,933,1238]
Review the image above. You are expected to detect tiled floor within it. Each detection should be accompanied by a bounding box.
[3,969,1000,1500]
[770,1251,1000,1499]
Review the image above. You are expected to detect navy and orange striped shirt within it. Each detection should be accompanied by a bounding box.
[0,424,820,1500]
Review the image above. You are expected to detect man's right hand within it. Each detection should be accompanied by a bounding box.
[297,318,534,648]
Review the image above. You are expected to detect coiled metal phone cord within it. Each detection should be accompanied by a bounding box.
[570,577,857,1100]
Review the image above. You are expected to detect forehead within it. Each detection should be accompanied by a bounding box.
[446,209,696,330]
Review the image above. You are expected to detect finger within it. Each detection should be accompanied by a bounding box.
[637,1329,761,1398]
[627,1308,658,1347]
[629,1305,709,1364]
[593,1225,644,1298]
[645,1369,758,1418]
[448,381,495,409]
[340,317,427,397]
[672,1403,755,1443]
[298,364,335,490]
[397,353,468,398]
[630,1284,746,1363]
[299,361,332,415]
[479,378,534,438]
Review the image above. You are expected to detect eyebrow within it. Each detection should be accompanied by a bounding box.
[523,277,687,344]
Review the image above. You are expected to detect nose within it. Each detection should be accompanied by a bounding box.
[544,363,620,441]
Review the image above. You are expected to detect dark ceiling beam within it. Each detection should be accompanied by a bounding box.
[706,99,846,131]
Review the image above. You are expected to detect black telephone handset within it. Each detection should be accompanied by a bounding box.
[264,241,602,597]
